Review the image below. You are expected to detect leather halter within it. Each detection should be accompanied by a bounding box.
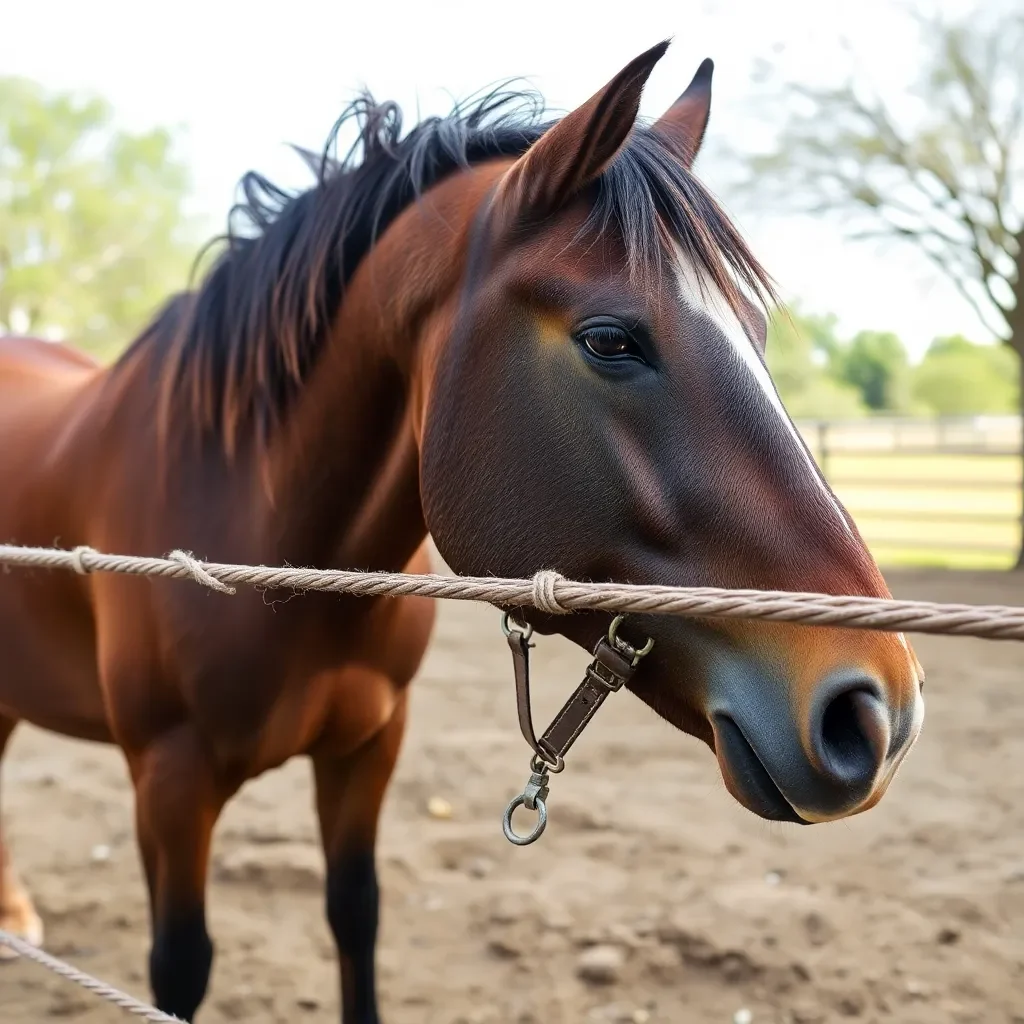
[501,613,653,845]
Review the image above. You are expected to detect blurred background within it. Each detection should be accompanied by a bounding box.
[3,0,1022,569]
[3,3,1023,1023]
[4,0,1019,569]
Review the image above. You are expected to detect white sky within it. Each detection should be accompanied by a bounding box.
[2,0,990,358]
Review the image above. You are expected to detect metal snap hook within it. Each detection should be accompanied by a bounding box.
[501,611,534,642]
[607,614,654,666]
[502,793,548,845]
[531,751,565,775]
[503,762,551,845]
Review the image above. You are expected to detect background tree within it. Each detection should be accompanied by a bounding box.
[738,3,1024,560]
[0,77,199,361]
[912,334,1019,415]
[835,330,915,414]
[766,305,867,419]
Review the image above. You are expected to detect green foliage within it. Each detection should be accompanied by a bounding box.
[911,334,1019,415]
[766,306,868,419]
[0,76,199,361]
[834,330,913,413]
[766,310,1018,420]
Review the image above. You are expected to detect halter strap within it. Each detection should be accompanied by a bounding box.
[501,613,653,845]
[506,629,638,770]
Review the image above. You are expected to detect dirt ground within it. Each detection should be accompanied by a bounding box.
[3,563,1024,1024]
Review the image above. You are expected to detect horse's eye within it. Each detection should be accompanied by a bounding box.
[577,324,643,362]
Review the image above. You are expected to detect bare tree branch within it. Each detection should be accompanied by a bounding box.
[736,7,1023,347]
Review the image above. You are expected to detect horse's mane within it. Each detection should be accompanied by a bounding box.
[122,86,774,455]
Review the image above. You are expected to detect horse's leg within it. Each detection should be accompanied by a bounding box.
[131,725,234,1022]
[313,691,408,1024]
[0,716,43,960]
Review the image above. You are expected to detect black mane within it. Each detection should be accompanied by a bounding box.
[127,87,773,452]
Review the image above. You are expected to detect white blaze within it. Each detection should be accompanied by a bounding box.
[673,254,853,537]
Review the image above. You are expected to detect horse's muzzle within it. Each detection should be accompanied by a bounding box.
[708,661,923,824]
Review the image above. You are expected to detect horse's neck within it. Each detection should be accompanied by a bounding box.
[266,168,493,574]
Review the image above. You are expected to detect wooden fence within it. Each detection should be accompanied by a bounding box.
[793,415,1023,567]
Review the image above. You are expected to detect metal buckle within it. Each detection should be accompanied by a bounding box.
[587,659,624,691]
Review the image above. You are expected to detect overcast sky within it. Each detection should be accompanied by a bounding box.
[3,0,991,358]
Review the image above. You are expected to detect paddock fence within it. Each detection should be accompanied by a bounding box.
[794,415,1023,568]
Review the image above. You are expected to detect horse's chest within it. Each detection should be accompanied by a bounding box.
[199,661,403,775]
[172,590,434,774]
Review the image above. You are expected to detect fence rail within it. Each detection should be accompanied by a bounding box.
[850,510,1019,525]
[821,446,1021,458]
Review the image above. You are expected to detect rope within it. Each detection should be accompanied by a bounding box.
[0,929,183,1022]
[167,550,236,594]
[3,542,1024,641]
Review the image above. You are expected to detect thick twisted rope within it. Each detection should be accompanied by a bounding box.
[3,542,1024,641]
[0,929,182,1022]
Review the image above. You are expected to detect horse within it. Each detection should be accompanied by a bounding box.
[0,40,924,1023]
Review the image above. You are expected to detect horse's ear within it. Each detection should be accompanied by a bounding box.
[496,40,670,219]
[654,58,714,169]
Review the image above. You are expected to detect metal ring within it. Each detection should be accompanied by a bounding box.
[607,614,654,665]
[501,611,534,641]
[502,794,548,846]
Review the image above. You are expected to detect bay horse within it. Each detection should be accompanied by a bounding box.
[0,41,924,1022]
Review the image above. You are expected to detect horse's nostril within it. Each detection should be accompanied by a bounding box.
[817,687,889,786]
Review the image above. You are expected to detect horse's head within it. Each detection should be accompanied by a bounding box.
[419,42,924,825]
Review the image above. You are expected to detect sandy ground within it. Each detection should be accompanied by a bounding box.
[2,565,1024,1024]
